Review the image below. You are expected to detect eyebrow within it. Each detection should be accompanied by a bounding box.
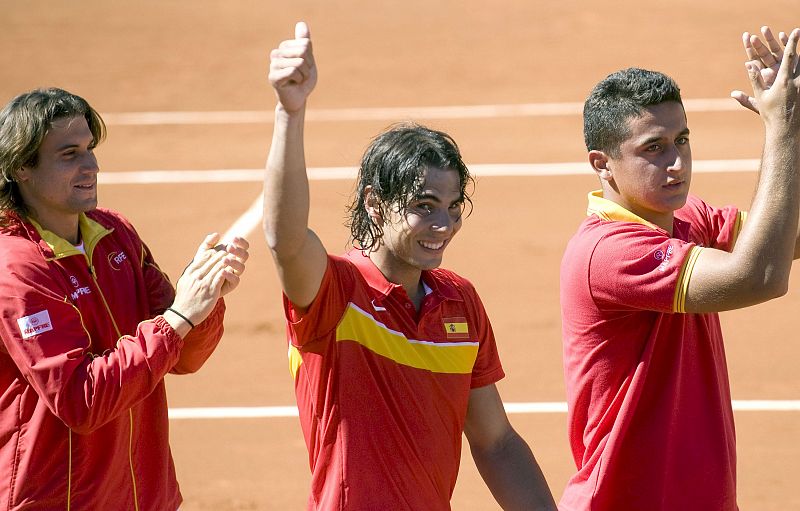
[413,191,442,202]
[54,143,81,152]
[640,128,690,146]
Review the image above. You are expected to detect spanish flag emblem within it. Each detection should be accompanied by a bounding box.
[443,317,469,339]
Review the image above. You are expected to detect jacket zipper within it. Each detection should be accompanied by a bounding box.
[84,254,141,511]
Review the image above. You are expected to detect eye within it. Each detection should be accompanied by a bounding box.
[62,150,77,159]
[676,136,689,145]
[645,144,661,153]
[412,202,433,215]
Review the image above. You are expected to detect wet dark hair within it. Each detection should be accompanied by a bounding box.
[0,87,105,221]
[347,123,473,251]
[583,67,682,157]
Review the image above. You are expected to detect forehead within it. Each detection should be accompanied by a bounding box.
[623,101,687,144]
[40,115,92,149]
[414,166,462,198]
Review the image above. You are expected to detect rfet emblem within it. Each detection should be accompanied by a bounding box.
[108,251,128,271]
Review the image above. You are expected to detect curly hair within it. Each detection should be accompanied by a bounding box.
[346,123,474,252]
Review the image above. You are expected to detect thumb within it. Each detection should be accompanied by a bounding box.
[295,21,310,40]
[198,232,221,253]
[730,90,759,113]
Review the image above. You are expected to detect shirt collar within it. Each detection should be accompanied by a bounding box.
[29,213,113,260]
[344,248,461,301]
[586,190,661,230]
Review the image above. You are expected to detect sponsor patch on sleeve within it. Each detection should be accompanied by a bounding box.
[17,310,54,339]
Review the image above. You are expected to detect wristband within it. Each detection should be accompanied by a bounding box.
[165,307,195,329]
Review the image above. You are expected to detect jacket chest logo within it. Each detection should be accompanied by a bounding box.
[108,251,128,271]
[69,274,92,301]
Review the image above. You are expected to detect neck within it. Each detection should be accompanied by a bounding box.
[368,249,424,302]
[29,211,81,244]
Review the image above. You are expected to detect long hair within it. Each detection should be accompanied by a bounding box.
[0,88,106,222]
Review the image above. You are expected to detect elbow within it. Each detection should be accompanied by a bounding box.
[171,360,203,375]
[766,278,790,300]
[748,269,790,303]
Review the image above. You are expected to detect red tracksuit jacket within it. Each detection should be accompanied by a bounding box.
[0,208,225,510]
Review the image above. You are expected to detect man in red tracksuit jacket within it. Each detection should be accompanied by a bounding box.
[0,88,249,510]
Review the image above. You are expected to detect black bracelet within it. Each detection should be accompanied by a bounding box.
[165,307,195,329]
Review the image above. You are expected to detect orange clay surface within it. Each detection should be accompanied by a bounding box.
[2,1,799,509]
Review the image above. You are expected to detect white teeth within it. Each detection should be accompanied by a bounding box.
[420,240,445,250]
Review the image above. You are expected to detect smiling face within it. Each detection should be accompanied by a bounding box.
[16,115,100,243]
[368,165,464,293]
[592,101,691,231]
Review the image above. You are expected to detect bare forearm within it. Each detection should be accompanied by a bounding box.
[470,430,557,511]
[734,126,800,287]
[688,128,800,311]
[263,104,311,260]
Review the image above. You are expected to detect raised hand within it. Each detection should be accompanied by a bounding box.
[168,233,231,330]
[218,235,249,297]
[742,28,800,129]
[731,26,792,113]
[269,21,317,113]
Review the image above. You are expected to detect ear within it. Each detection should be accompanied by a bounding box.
[14,166,32,184]
[363,185,383,225]
[588,150,613,182]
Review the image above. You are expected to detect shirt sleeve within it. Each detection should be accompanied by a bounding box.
[0,257,184,435]
[589,227,698,313]
[457,279,505,389]
[677,195,744,251]
[284,254,356,349]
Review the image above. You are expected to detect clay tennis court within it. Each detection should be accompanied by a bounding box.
[3,1,799,509]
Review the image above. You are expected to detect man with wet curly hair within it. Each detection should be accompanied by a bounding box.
[262,21,556,511]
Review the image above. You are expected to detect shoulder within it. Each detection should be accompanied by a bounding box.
[565,215,665,262]
[429,267,482,305]
[0,235,59,295]
[87,207,138,233]
[431,267,474,290]
[0,228,47,271]
[675,194,712,220]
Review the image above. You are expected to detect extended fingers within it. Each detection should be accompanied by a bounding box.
[188,249,228,280]
[751,36,778,66]
[776,28,800,80]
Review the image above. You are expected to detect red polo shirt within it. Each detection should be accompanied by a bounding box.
[560,192,744,511]
[285,249,504,510]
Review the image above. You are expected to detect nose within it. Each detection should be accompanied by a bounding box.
[80,151,100,174]
[665,145,685,174]
[430,209,459,233]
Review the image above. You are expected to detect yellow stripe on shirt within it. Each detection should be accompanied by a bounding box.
[673,246,704,313]
[336,304,479,374]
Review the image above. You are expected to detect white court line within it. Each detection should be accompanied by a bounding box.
[109,159,762,242]
[102,98,742,126]
[167,400,800,419]
[98,159,761,185]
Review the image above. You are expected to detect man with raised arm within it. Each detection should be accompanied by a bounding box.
[0,88,249,510]
[559,27,800,510]
[264,21,556,511]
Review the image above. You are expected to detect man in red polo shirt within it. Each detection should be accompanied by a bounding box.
[560,27,800,510]
[263,22,556,511]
